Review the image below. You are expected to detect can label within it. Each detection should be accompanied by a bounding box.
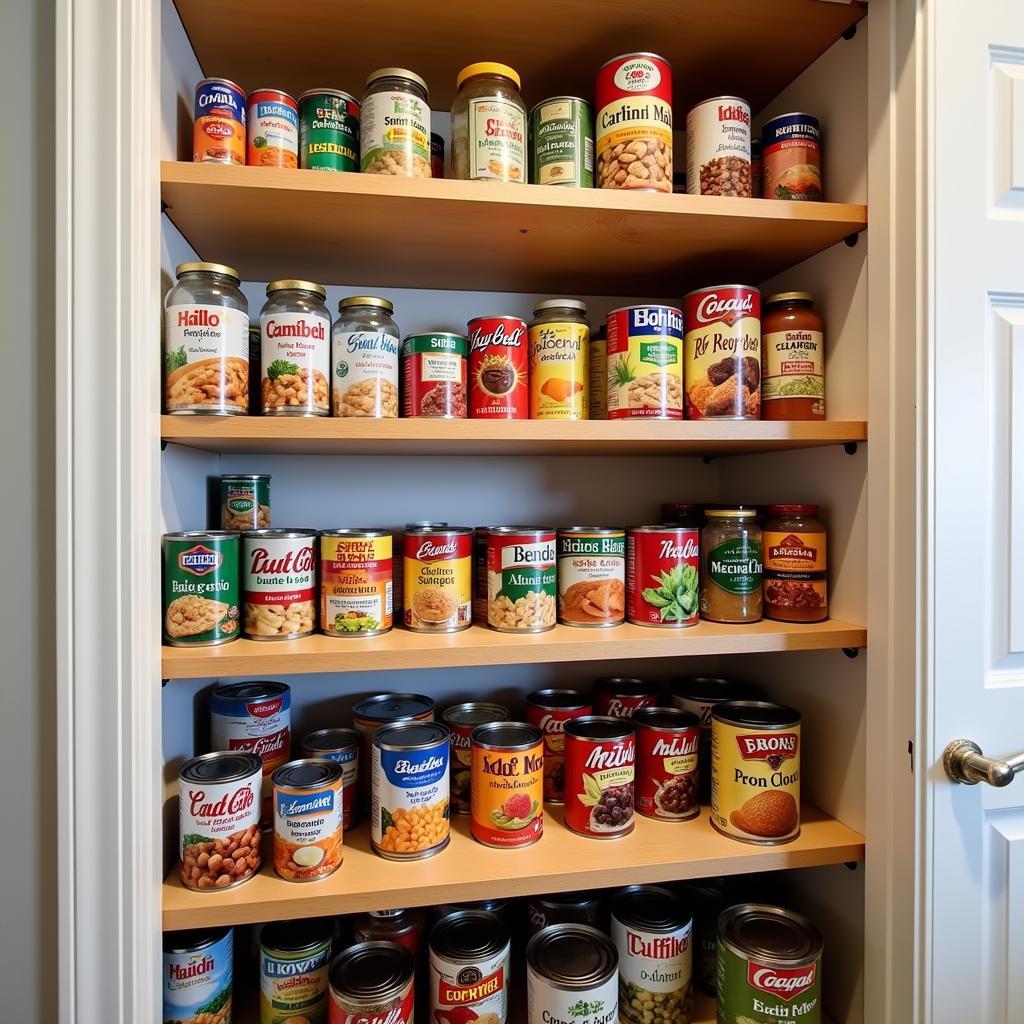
[711,718,801,842]
[430,943,510,1022]
[164,303,249,414]
[594,689,656,718]
[564,732,635,837]
[273,776,344,882]
[371,735,450,857]
[589,334,607,419]
[401,333,469,417]
[635,723,699,820]
[529,320,590,419]
[194,78,246,164]
[299,91,360,172]
[557,531,625,627]
[211,690,291,776]
[404,532,473,631]
[163,535,239,646]
[764,528,828,619]
[247,89,298,167]
[595,54,672,192]
[469,316,529,418]
[261,310,331,415]
[530,97,594,187]
[626,528,699,627]
[221,477,270,530]
[163,931,233,1024]
[446,708,511,816]
[717,939,820,1023]
[332,327,400,417]
[526,699,592,804]
[762,326,824,416]
[330,974,414,1024]
[685,97,752,197]
[320,534,393,636]
[683,286,761,420]
[471,737,544,848]
[606,307,683,419]
[612,916,692,1024]
[261,937,332,1024]
[361,90,431,176]
[243,534,316,639]
[467,96,526,182]
[487,531,558,632]
[527,962,618,1024]
[762,114,822,201]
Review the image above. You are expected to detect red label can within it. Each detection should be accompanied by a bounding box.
[594,677,658,718]
[526,689,592,804]
[468,315,528,419]
[626,525,700,627]
[633,706,700,820]
[563,716,635,838]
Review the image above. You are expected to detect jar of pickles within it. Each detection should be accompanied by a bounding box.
[699,508,762,623]
[451,62,527,183]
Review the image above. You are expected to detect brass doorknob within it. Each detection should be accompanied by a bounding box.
[943,739,1024,787]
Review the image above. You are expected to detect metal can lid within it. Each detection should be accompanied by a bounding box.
[330,941,415,1002]
[175,261,240,282]
[211,680,290,703]
[527,924,618,987]
[765,292,815,306]
[163,530,240,541]
[527,688,591,712]
[559,527,624,537]
[530,96,589,114]
[271,757,344,790]
[612,884,692,933]
[471,721,542,750]
[533,298,587,314]
[261,916,333,955]
[242,528,316,540]
[431,910,510,961]
[713,700,801,730]
[374,720,449,750]
[163,926,232,954]
[320,528,392,540]
[298,88,360,107]
[339,295,394,313]
[718,903,823,967]
[595,677,655,698]
[353,693,435,723]
[180,750,263,784]
[404,525,473,537]
[366,67,429,96]
[442,702,511,728]
[302,727,361,753]
[267,279,326,299]
[488,526,556,536]
[564,715,635,742]
[671,676,759,704]
[196,76,245,93]
[632,706,699,732]
[405,521,450,529]
[220,474,271,484]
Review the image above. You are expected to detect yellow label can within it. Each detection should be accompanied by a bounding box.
[528,300,590,420]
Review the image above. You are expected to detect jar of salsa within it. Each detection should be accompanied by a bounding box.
[699,509,762,623]
[761,292,825,420]
[763,504,828,622]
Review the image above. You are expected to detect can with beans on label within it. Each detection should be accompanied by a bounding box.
[261,280,331,416]
[530,96,594,187]
[246,88,298,167]
[564,716,636,838]
[361,68,431,177]
[332,296,401,418]
[401,332,469,417]
[163,927,234,1024]
[762,113,822,201]
[404,526,473,631]
[431,911,511,1024]
[527,924,619,1024]
[557,528,625,627]
[329,942,415,1024]
[487,527,558,632]
[443,702,511,816]
[468,315,529,418]
[163,531,240,646]
[526,689,592,804]
[471,721,544,849]
[260,918,333,1024]
[320,529,393,637]
[220,474,271,531]
[302,727,361,831]
[272,759,344,882]
[298,89,360,172]
[626,525,700,627]
[606,305,683,419]
[529,300,590,420]
[593,677,657,718]
[633,706,700,821]
[686,96,751,197]
[242,529,316,640]
[194,77,246,164]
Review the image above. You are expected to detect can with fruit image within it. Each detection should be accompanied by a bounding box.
[626,525,700,627]
[442,701,511,815]
[606,305,683,419]
[633,706,700,821]
[563,715,635,838]
[468,315,528,418]
[526,689,593,804]
[471,721,544,849]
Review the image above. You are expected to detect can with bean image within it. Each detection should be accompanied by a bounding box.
[530,96,594,187]
[487,526,557,632]
[163,531,240,646]
[163,927,234,1024]
[242,529,317,640]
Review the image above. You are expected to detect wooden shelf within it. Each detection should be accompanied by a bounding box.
[161,416,867,457]
[161,619,865,679]
[172,0,865,118]
[160,163,867,294]
[162,804,864,930]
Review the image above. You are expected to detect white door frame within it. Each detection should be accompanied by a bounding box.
[53,1,926,1021]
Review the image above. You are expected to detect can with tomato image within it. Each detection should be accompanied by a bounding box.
[633,706,700,820]
[563,716,636,838]
[470,721,544,849]
[526,689,592,804]
[594,677,658,718]
[246,88,298,167]
[626,525,700,627]
[468,315,528,419]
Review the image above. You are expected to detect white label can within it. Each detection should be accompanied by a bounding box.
[685,96,752,197]
[527,924,619,1024]
[242,529,317,640]
[331,328,401,417]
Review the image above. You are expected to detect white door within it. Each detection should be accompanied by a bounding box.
[929,2,1024,1020]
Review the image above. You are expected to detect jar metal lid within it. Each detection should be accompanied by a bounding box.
[366,67,428,95]
[457,61,521,90]
[766,503,820,515]
[175,261,239,281]
[339,295,394,313]
[533,298,587,314]
[266,279,326,299]
[705,508,757,519]
[765,291,815,305]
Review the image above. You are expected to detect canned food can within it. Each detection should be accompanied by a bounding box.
[685,96,752,197]
[751,136,763,198]
[762,113,822,201]
[403,527,473,631]
[298,89,360,172]
[221,474,271,531]
[442,702,511,815]
[711,701,801,844]
[194,77,246,164]
[434,899,512,928]
[430,911,511,1023]
[320,529,393,637]
[260,918,333,1024]
[470,721,544,848]
[589,323,607,419]
[473,526,490,623]
[302,727,361,832]
[717,904,822,1022]
[431,132,445,178]
[606,306,683,419]
[331,295,401,418]
[682,877,734,994]
[682,285,761,420]
[526,689,592,804]
[626,526,700,627]
[528,300,590,420]
[179,751,262,891]
[352,908,426,955]
[246,88,298,167]
[557,528,625,627]
[633,706,700,820]
[163,927,234,1024]
[401,332,469,417]
[563,716,636,838]
[329,941,415,1024]
[530,96,594,187]
[595,53,672,192]
[526,924,619,1024]
[611,885,693,1024]
[487,527,557,632]
[242,529,317,640]
[360,68,431,177]
[353,693,435,802]
[162,531,240,646]
[468,315,529,419]
[210,680,292,778]
[593,677,657,717]
[527,892,604,935]
[371,721,450,860]
[394,521,447,619]
[272,759,344,882]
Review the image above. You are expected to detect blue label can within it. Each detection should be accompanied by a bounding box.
[163,926,233,1023]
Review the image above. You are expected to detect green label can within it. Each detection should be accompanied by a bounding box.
[529,96,594,187]
[298,89,360,172]
[163,531,240,646]
[220,474,271,531]
[487,527,557,633]
[260,919,333,1024]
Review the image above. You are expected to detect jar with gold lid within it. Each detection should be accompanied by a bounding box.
[451,62,527,183]
[699,508,763,623]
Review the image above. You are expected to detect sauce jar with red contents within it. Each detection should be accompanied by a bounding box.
[761,292,825,420]
[763,505,828,622]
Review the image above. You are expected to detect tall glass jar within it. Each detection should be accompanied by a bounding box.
[451,62,527,183]
[763,504,828,622]
[699,508,763,623]
[360,68,431,177]
[761,292,825,420]
[331,296,401,417]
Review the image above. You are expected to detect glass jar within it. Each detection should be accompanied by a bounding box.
[331,296,401,417]
[763,504,828,622]
[528,299,590,419]
[163,262,249,415]
[761,292,825,420]
[259,280,331,416]
[660,503,705,530]
[360,68,431,177]
[451,62,527,183]
[699,508,763,623]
